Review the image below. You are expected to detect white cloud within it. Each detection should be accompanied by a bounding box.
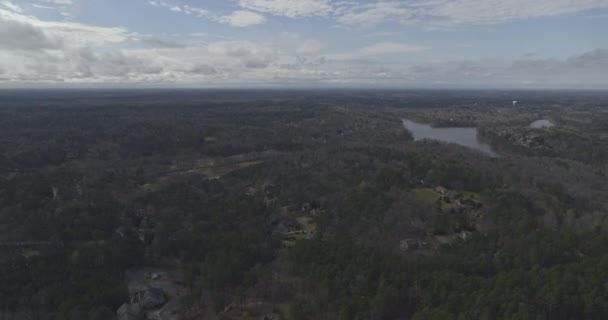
[0,16,62,50]
[148,1,207,15]
[400,49,608,88]
[44,0,73,4]
[337,2,417,27]
[183,5,209,17]
[0,2,607,88]
[219,10,266,27]
[326,42,430,60]
[335,0,608,27]
[0,8,129,46]
[139,37,185,48]
[148,1,172,9]
[148,0,266,27]
[358,42,430,55]
[1,1,22,13]
[296,39,325,56]
[2,34,607,88]
[189,32,228,40]
[148,1,210,17]
[274,32,325,57]
[147,1,265,28]
[427,0,608,26]
[31,4,55,10]
[239,0,332,17]
[149,0,608,30]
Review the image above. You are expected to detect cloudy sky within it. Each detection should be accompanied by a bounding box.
[1,0,608,88]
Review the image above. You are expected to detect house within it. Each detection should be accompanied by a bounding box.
[151,272,167,280]
[435,186,447,195]
[400,239,419,251]
[301,201,320,213]
[143,271,167,281]
[457,198,476,208]
[131,288,166,310]
[117,303,142,320]
[458,231,473,241]
[263,184,279,197]
[276,220,301,234]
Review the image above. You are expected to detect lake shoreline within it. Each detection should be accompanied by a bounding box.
[402,118,499,157]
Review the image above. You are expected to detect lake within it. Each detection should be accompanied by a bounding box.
[402,119,498,157]
[530,119,554,128]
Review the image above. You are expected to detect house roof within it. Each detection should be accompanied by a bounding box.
[134,287,166,310]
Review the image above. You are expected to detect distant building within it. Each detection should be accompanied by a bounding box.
[512,100,518,106]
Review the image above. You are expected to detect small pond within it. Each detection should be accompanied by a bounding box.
[402,119,498,157]
[530,119,555,129]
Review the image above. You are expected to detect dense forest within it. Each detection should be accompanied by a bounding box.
[1,90,608,319]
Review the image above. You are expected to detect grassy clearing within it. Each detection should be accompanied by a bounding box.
[413,188,441,202]
[282,240,296,247]
[21,249,40,258]
[296,216,317,234]
[142,183,161,193]
[198,160,265,178]
[461,191,481,200]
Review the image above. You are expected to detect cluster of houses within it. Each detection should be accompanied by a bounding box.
[495,128,553,151]
[118,270,186,320]
[400,186,481,253]
[275,201,320,243]
[400,230,474,253]
[276,216,316,241]
[434,186,481,214]
[117,287,167,320]
[50,182,84,201]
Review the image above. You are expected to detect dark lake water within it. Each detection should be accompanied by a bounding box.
[530,119,554,128]
[402,119,498,157]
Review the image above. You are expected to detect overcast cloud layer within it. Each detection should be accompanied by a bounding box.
[0,0,607,88]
